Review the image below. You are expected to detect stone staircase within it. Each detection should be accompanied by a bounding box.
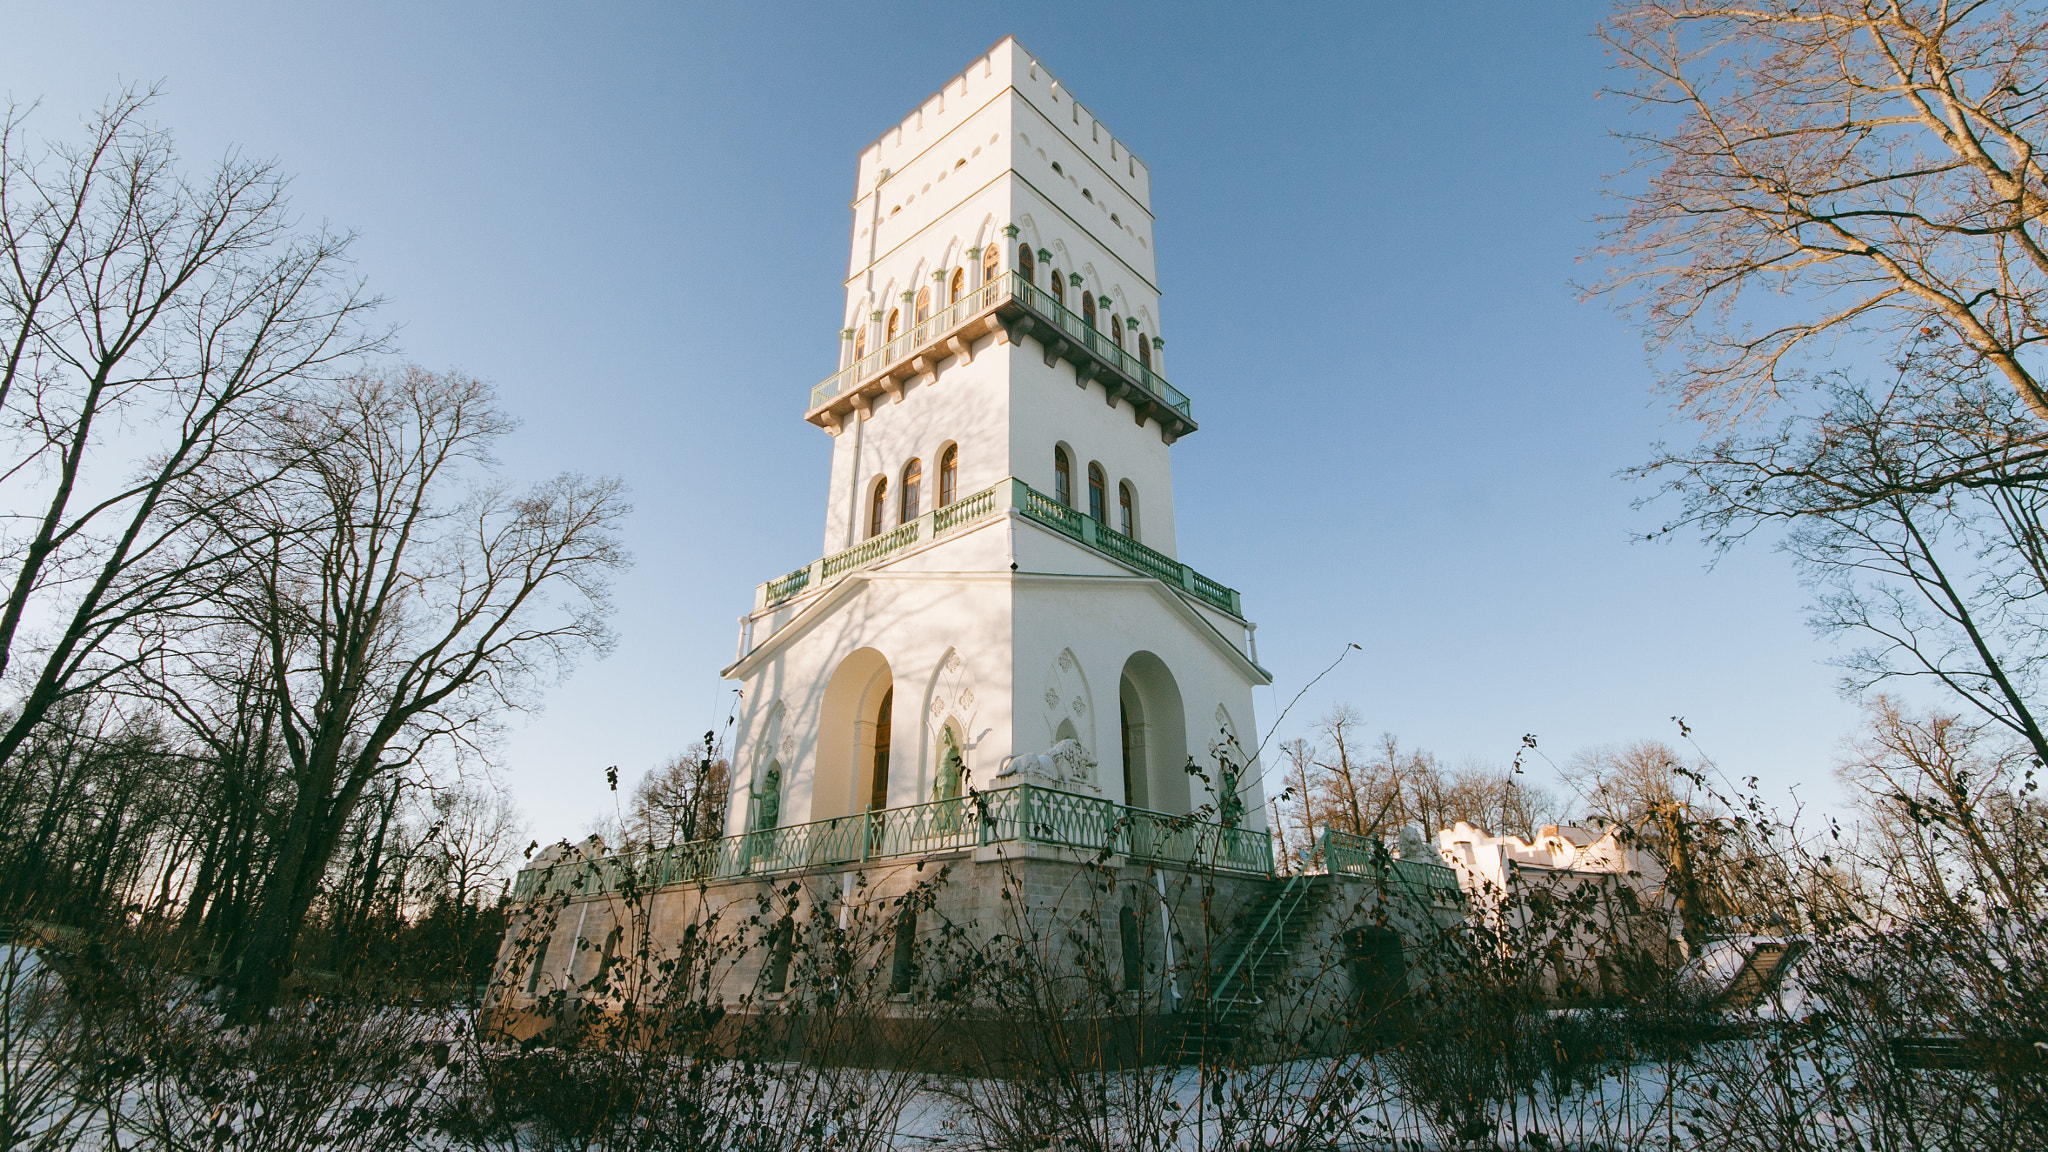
[1183,873,1332,1058]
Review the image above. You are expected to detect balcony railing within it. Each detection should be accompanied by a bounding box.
[1317,828,1466,906]
[510,783,1275,902]
[809,271,1192,427]
[754,476,1242,618]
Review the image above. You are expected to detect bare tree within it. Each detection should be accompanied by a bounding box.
[1839,693,2043,919]
[0,89,380,792]
[1596,2,2048,424]
[1312,705,1372,833]
[1562,738,1701,828]
[189,364,628,1015]
[628,739,730,849]
[1643,362,2048,765]
[430,783,523,913]
[1273,735,1321,865]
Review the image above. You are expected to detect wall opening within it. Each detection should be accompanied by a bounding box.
[815,648,893,822]
[1119,652,1189,815]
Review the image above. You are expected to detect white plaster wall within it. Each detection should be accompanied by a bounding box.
[730,520,1264,836]
[822,328,1012,553]
[1007,102,1158,318]
[820,335,1182,559]
[845,152,1013,336]
[849,38,1151,236]
[727,564,1017,834]
[1012,573,1267,827]
[1007,340,1180,556]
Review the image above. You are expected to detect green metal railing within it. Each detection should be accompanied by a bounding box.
[1206,873,1313,1029]
[809,271,1192,420]
[754,477,1244,618]
[811,275,1008,411]
[511,783,1274,902]
[1317,828,1465,905]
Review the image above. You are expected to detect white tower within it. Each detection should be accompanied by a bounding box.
[722,37,1270,849]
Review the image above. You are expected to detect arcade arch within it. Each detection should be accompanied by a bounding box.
[815,648,895,821]
[1117,651,1189,815]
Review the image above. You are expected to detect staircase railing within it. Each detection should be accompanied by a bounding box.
[1318,828,1464,906]
[1206,873,1311,1025]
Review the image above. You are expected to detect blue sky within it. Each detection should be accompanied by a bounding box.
[7,2,1869,836]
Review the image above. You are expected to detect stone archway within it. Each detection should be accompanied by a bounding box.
[1118,651,1188,815]
[815,648,893,822]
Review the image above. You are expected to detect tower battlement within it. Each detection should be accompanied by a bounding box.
[853,36,1151,211]
[846,36,1157,303]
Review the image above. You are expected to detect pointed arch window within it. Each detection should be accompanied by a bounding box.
[1119,482,1135,538]
[983,244,999,285]
[1088,463,1107,523]
[886,308,900,342]
[1082,292,1096,328]
[1051,270,1065,307]
[950,267,966,304]
[915,286,931,325]
[1054,447,1072,507]
[938,444,959,508]
[1138,333,1151,372]
[901,458,923,522]
[1019,244,1035,284]
[1110,314,1123,348]
[855,326,867,360]
[869,476,889,538]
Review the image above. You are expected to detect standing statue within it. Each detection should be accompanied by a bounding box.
[755,768,781,831]
[1217,761,1246,827]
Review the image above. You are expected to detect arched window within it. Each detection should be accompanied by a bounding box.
[983,244,999,285]
[1088,463,1107,523]
[1119,482,1135,538]
[900,458,922,522]
[1111,314,1123,348]
[1019,244,1035,284]
[886,308,900,342]
[915,286,931,325]
[869,477,888,538]
[938,444,958,508]
[868,688,893,811]
[1052,270,1065,308]
[950,267,965,304]
[1138,333,1151,372]
[1082,292,1096,329]
[1054,447,1072,507]
[855,326,867,360]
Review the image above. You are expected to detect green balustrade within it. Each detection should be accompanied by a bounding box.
[753,476,1243,618]
[1317,828,1464,905]
[511,783,1274,903]
[809,272,1192,420]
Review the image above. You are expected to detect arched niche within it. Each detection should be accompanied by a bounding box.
[748,700,789,831]
[815,648,894,822]
[1118,651,1189,815]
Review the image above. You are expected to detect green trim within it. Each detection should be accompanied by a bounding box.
[754,475,1242,619]
[513,782,1273,901]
